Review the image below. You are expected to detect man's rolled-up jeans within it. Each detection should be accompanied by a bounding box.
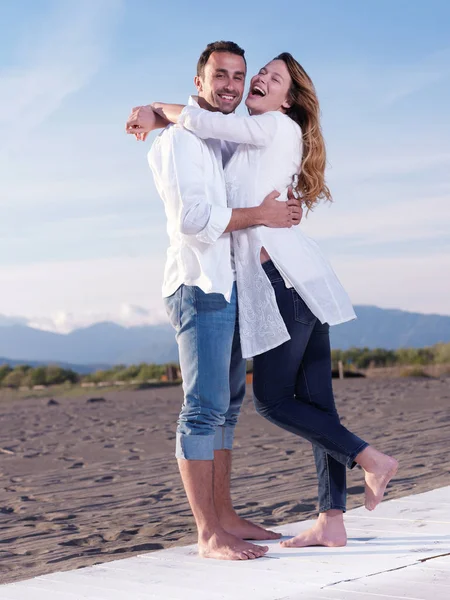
[164,283,246,460]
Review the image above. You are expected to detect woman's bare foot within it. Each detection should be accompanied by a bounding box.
[220,514,281,540]
[356,446,399,511]
[280,510,347,548]
[198,529,269,560]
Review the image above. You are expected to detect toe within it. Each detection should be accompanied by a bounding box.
[267,530,282,539]
[250,543,268,553]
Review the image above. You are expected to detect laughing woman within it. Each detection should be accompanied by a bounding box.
[136,53,398,547]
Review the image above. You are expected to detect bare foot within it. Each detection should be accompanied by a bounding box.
[221,514,281,540]
[357,447,398,511]
[364,458,399,510]
[280,511,347,548]
[199,530,269,560]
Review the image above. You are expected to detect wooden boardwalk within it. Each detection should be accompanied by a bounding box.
[1,486,449,599]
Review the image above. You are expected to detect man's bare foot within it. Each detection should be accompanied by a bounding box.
[220,514,281,540]
[280,510,347,548]
[356,446,398,511]
[198,529,269,560]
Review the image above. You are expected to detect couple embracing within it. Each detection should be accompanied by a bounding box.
[126,41,398,561]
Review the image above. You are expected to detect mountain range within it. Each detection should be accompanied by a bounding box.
[0,306,449,370]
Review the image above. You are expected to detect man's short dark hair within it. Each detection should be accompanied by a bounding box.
[197,41,246,78]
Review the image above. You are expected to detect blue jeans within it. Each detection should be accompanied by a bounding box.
[253,261,368,512]
[164,283,246,460]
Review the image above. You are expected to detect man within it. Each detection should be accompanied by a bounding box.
[126,41,302,561]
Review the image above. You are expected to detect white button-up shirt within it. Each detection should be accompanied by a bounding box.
[148,97,236,301]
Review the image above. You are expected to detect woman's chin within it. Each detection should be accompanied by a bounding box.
[246,96,263,114]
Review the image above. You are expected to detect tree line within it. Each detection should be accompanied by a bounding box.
[0,362,179,390]
[1,343,449,389]
[330,342,450,370]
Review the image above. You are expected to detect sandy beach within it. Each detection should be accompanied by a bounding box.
[1,376,449,585]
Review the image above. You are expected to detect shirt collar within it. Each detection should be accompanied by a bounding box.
[188,95,200,108]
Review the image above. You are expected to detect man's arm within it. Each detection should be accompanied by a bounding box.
[225,191,300,232]
[165,129,300,243]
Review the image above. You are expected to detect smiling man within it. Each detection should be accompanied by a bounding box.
[126,41,302,561]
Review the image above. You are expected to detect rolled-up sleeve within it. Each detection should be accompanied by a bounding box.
[178,106,278,147]
[169,128,232,244]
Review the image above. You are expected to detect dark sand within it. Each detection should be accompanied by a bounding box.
[1,376,449,584]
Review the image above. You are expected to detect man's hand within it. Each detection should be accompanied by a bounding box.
[259,190,303,228]
[125,106,156,141]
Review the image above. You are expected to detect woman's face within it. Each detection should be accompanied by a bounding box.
[245,59,292,115]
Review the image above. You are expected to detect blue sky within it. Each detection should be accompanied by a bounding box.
[1,0,449,332]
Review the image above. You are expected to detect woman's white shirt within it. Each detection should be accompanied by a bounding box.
[178,105,356,358]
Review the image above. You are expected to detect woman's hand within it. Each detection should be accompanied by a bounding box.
[125,105,157,141]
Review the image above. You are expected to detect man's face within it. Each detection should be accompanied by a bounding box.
[195,51,246,114]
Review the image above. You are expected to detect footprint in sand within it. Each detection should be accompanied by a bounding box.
[94,475,115,483]
[348,485,365,495]
[0,506,15,514]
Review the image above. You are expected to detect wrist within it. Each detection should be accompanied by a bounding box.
[251,205,266,226]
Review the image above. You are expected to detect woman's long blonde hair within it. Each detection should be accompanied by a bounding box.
[275,52,332,210]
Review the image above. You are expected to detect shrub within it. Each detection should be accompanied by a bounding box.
[399,367,431,378]
[0,364,12,383]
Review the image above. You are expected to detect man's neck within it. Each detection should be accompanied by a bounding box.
[197,95,221,113]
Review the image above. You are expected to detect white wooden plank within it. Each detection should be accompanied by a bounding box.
[30,573,164,600]
[311,589,427,600]
[0,486,449,600]
[420,556,450,571]
[394,564,450,586]
[391,488,450,504]
[346,500,450,523]
[101,553,339,590]
[101,560,311,599]
[322,566,450,600]
[41,563,300,600]
[0,582,101,600]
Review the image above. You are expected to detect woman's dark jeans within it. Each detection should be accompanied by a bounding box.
[253,261,368,513]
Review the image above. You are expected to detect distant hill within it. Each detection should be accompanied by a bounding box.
[0,322,178,366]
[0,306,449,367]
[330,305,450,350]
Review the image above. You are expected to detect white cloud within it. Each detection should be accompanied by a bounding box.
[26,303,167,334]
[0,256,168,333]
[302,193,450,245]
[334,252,450,316]
[381,48,450,106]
[328,152,450,183]
[0,0,122,154]
[0,248,449,336]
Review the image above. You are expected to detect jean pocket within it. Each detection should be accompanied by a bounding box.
[164,287,182,331]
[291,289,316,325]
[194,288,228,310]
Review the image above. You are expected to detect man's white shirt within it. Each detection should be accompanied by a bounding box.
[148,96,236,301]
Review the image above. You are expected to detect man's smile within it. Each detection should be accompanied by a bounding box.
[218,93,237,102]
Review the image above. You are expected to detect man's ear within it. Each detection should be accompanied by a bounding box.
[194,75,203,93]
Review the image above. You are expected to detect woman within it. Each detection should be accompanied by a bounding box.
[142,53,398,548]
